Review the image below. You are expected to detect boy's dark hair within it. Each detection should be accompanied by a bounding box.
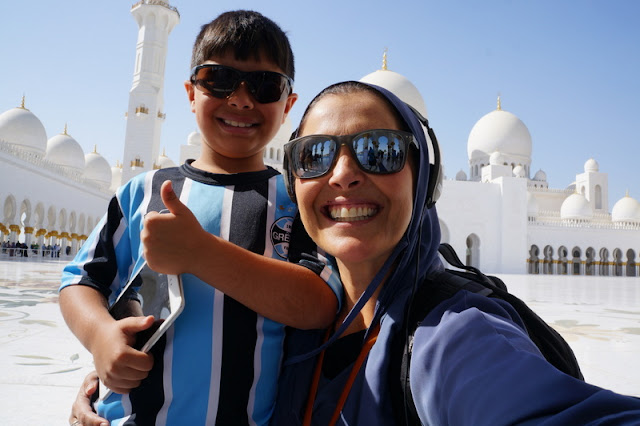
[191,10,295,80]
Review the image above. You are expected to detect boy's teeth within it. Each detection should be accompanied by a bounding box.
[224,119,252,128]
[329,206,377,222]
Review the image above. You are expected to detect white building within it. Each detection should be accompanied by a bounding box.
[1,2,638,276]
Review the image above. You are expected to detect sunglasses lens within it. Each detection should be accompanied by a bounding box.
[291,137,337,178]
[353,131,407,174]
[193,66,238,98]
[250,73,290,103]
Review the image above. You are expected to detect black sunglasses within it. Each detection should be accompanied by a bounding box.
[284,129,418,180]
[190,64,293,104]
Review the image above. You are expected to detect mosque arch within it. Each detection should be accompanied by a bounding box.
[599,247,610,276]
[612,248,623,276]
[626,249,637,277]
[571,246,582,275]
[19,198,32,228]
[542,245,554,274]
[585,247,596,276]
[466,233,480,269]
[557,246,569,275]
[78,213,86,236]
[595,185,602,210]
[3,194,17,224]
[34,203,45,228]
[59,209,68,233]
[528,245,540,274]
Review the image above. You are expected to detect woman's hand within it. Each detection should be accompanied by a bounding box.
[69,371,109,426]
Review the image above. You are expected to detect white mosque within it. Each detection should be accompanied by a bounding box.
[1,1,639,276]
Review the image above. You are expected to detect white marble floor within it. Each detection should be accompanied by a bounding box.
[0,257,638,425]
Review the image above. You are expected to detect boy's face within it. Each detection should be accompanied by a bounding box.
[185,52,298,173]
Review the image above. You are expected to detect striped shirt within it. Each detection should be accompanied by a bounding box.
[61,161,341,425]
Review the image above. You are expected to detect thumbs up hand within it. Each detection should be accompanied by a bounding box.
[141,180,207,275]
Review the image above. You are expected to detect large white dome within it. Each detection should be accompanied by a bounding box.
[0,104,48,153]
[468,108,532,161]
[155,150,176,169]
[360,69,427,118]
[611,193,640,223]
[584,158,599,173]
[84,148,112,186]
[187,131,201,146]
[560,193,593,220]
[45,129,85,171]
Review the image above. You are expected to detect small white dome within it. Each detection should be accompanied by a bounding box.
[455,169,467,181]
[584,158,599,173]
[84,148,112,186]
[513,165,526,178]
[468,108,532,161]
[156,152,176,169]
[110,164,123,192]
[187,131,201,146]
[560,193,593,220]
[489,151,505,165]
[527,192,539,217]
[611,193,640,223]
[533,169,547,181]
[0,105,48,153]
[45,130,85,171]
[360,69,428,118]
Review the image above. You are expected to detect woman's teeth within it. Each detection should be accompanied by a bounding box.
[329,206,377,222]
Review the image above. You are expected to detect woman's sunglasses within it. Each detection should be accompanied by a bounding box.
[190,64,293,104]
[284,129,418,179]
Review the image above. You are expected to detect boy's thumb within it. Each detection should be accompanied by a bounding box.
[160,180,186,215]
[121,315,155,336]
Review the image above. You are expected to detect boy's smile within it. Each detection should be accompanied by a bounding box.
[185,53,297,174]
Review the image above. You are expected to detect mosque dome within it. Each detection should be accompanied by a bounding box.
[360,52,427,118]
[560,193,593,220]
[611,193,640,223]
[84,147,112,186]
[187,131,201,146]
[467,101,532,161]
[533,169,547,181]
[584,158,599,173]
[489,151,505,166]
[513,165,526,178]
[45,127,85,171]
[0,100,48,153]
[455,169,467,181]
[110,163,123,192]
[527,192,539,217]
[155,149,176,169]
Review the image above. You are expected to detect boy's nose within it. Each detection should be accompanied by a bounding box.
[227,81,254,109]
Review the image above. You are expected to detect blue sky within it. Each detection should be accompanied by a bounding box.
[1,1,638,207]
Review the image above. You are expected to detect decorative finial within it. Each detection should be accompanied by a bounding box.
[625,189,630,197]
[497,93,502,111]
[382,48,388,71]
[19,95,27,110]
[162,147,167,157]
[93,145,98,154]
[63,123,68,135]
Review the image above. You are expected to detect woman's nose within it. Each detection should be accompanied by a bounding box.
[227,81,254,109]
[328,146,364,190]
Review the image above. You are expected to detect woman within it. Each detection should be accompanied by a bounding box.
[71,81,640,425]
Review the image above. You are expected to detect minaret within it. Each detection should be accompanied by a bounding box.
[121,1,179,183]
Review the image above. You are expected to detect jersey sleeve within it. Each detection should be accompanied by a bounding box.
[60,177,147,304]
[410,291,640,425]
[288,213,343,312]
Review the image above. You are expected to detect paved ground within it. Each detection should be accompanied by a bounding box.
[0,256,638,425]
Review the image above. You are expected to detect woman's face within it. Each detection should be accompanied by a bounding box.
[295,92,415,273]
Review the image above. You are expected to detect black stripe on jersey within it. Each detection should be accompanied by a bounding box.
[216,179,270,426]
[148,168,186,214]
[127,335,167,426]
[83,196,124,299]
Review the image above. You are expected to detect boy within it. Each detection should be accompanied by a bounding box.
[60,11,340,425]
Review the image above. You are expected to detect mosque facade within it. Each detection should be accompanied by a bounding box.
[2,1,639,276]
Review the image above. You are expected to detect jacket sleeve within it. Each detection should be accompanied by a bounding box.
[410,291,640,426]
